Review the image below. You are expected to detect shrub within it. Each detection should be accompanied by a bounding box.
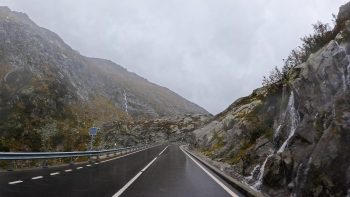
[263,21,334,88]
[262,66,283,88]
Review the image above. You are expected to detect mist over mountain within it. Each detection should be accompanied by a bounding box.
[0,7,208,151]
[1,2,350,196]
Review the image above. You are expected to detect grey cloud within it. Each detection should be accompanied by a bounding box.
[0,0,347,114]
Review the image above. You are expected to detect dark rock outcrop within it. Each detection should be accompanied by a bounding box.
[193,2,350,196]
[99,114,211,148]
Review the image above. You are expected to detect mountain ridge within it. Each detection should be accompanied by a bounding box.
[0,6,209,152]
[0,5,209,117]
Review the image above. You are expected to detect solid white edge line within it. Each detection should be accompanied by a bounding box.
[32,176,43,180]
[50,172,60,176]
[9,180,23,185]
[112,146,168,197]
[180,147,239,197]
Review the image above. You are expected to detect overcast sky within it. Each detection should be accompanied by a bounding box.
[0,0,347,114]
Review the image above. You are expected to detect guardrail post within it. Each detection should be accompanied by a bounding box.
[88,156,92,164]
[96,154,100,162]
[42,160,48,169]
[7,160,15,171]
[69,157,74,166]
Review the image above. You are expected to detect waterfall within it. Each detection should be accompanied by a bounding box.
[277,92,299,153]
[253,154,273,189]
[295,157,313,192]
[342,72,347,92]
[295,163,303,189]
[347,63,350,89]
[302,157,313,181]
[273,124,282,141]
[123,90,128,113]
[245,164,260,181]
[338,45,350,92]
[345,56,350,91]
[252,91,299,189]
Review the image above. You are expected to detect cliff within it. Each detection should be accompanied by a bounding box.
[193,2,350,196]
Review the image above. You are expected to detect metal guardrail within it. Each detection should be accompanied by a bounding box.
[0,144,156,171]
[0,145,152,160]
[0,145,148,160]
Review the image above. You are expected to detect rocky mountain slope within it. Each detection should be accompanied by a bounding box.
[0,7,209,152]
[192,3,350,197]
[98,114,211,149]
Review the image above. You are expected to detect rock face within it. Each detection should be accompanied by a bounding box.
[193,3,350,197]
[0,7,209,152]
[99,114,211,148]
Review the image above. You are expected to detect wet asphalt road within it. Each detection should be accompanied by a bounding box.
[0,145,243,197]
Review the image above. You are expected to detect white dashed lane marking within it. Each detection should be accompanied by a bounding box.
[112,145,168,197]
[6,146,158,187]
[8,180,23,185]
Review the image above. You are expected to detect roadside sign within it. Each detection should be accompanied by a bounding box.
[88,127,100,151]
[89,127,99,136]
